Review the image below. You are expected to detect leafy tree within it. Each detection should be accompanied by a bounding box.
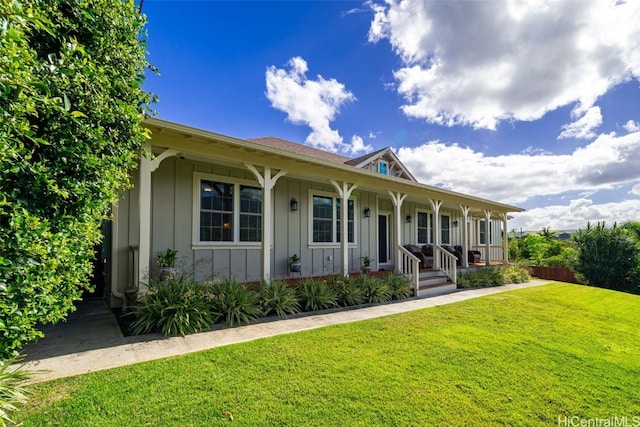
[572,222,640,294]
[0,0,152,359]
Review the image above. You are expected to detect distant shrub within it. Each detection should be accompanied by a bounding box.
[296,279,338,312]
[131,277,215,336]
[258,280,300,318]
[206,279,261,326]
[329,276,364,307]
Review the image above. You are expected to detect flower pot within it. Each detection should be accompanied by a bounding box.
[159,267,177,281]
[290,262,302,273]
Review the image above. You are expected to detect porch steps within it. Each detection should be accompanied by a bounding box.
[416,270,457,298]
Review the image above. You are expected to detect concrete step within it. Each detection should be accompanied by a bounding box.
[416,282,457,298]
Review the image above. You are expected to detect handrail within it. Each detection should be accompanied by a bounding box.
[434,244,457,284]
[398,245,421,294]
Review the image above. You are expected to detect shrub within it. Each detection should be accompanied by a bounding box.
[206,279,261,326]
[296,279,338,312]
[358,276,391,304]
[329,276,364,307]
[384,274,412,300]
[457,265,530,289]
[0,0,152,359]
[0,356,30,427]
[131,277,215,336]
[572,222,640,294]
[258,280,300,318]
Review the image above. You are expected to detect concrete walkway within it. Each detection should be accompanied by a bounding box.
[21,279,554,383]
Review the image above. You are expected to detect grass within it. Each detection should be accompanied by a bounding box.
[18,283,640,426]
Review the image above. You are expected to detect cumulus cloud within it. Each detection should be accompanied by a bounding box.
[265,57,356,152]
[630,183,640,196]
[347,135,373,155]
[397,130,640,205]
[509,198,640,231]
[623,120,640,133]
[368,0,640,130]
[558,106,603,140]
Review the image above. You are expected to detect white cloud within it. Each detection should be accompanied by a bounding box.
[396,130,640,205]
[347,135,373,155]
[623,120,640,133]
[265,56,356,152]
[368,0,640,130]
[509,198,640,231]
[630,183,640,196]
[558,106,603,140]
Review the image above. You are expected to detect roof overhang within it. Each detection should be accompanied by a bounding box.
[142,117,524,216]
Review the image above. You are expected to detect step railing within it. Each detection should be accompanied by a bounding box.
[434,244,457,284]
[398,245,421,294]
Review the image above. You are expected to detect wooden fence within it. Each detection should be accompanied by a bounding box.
[528,266,580,284]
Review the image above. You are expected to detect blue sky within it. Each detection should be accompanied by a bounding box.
[142,0,640,232]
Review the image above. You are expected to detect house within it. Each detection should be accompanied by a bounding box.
[103,118,524,307]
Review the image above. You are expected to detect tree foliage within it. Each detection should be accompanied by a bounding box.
[572,222,640,294]
[0,0,152,360]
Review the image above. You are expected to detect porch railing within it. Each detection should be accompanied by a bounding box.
[472,245,505,263]
[398,245,421,294]
[434,244,457,283]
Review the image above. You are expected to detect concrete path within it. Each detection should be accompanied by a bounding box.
[21,279,554,383]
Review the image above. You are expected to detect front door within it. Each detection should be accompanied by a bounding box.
[378,213,392,267]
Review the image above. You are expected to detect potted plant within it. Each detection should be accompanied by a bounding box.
[361,255,373,273]
[289,254,301,273]
[157,248,178,281]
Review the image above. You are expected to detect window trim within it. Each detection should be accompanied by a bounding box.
[416,210,433,245]
[307,189,357,248]
[192,172,263,249]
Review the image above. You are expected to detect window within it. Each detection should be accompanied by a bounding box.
[311,194,355,244]
[196,175,262,244]
[441,215,450,244]
[378,160,389,175]
[479,220,486,245]
[417,211,434,244]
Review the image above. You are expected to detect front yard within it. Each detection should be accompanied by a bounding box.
[18,283,640,426]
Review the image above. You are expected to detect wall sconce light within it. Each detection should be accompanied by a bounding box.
[453,220,459,227]
[363,207,371,218]
[406,215,412,223]
[290,198,298,211]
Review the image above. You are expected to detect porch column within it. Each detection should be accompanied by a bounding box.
[501,213,509,264]
[330,179,358,276]
[459,205,471,268]
[331,180,357,276]
[387,191,407,274]
[484,209,492,266]
[429,199,442,269]
[246,164,287,283]
[138,148,179,291]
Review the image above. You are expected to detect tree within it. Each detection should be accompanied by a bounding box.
[572,222,640,294]
[0,0,152,359]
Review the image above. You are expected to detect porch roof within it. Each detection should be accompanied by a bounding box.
[143,117,524,215]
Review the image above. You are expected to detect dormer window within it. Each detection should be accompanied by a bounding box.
[378,160,389,175]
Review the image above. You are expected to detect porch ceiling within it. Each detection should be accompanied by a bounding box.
[143,118,524,216]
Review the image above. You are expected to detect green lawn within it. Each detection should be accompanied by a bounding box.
[18,283,640,426]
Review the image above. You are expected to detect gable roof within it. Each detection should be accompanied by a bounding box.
[345,147,416,182]
[249,137,350,165]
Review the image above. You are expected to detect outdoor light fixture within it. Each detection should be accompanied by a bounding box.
[453,220,459,227]
[364,207,371,218]
[406,215,412,223]
[290,198,298,211]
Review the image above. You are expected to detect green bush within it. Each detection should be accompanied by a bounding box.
[329,276,364,307]
[0,356,30,427]
[206,279,261,326]
[131,277,215,336]
[384,274,412,300]
[296,279,338,312]
[572,222,640,294]
[358,276,391,304]
[0,0,152,359]
[457,265,530,289]
[258,280,300,318]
